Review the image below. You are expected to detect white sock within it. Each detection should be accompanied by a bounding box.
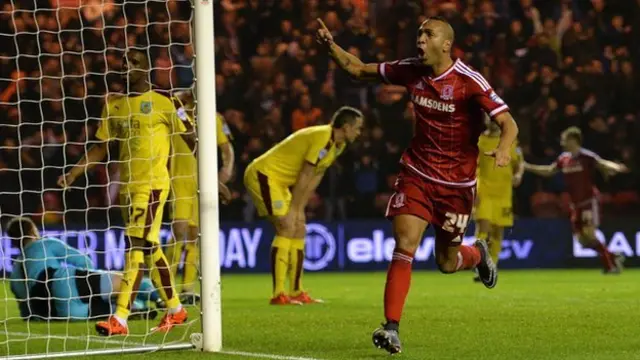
[168,304,183,315]
[114,315,127,327]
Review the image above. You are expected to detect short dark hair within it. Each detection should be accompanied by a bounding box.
[562,126,582,144]
[331,106,363,128]
[422,16,455,42]
[426,15,449,24]
[6,217,38,249]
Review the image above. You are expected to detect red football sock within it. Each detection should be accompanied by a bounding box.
[384,248,414,323]
[456,245,481,271]
[592,242,614,270]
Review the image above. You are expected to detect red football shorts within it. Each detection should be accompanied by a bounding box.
[570,198,600,234]
[385,166,475,247]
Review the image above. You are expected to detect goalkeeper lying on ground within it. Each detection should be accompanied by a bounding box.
[8,216,161,320]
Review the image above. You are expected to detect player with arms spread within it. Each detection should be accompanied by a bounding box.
[165,88,235,304]
[244,106,363,305]
[524,126,626,274]
[472,118,524,281]
[57,49,223,336]
[317,16,519,354]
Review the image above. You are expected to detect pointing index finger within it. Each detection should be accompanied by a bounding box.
[316,18,328,31]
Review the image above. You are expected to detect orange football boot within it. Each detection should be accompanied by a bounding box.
[270,293,301,305]
[152,307,188,333]
[290,292,323,304]
[95,316,129,336]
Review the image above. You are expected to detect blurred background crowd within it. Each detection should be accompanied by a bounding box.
[0,0,639,227]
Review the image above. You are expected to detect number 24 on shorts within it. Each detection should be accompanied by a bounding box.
[442,212,469,233]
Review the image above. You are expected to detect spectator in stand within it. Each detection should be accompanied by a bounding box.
[291,94,323,131]
[0,0,638,222]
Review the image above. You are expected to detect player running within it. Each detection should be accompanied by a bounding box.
[58,49,202,336]
[8,216,161,321]
[165,88,235,305]
[524,126,627,274]
[244,106,363,305]
[317,16,519,354]
[472,118,524,282]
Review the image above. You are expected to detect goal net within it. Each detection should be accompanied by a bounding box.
[0,0,220,358]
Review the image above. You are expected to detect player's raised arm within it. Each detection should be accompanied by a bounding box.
[596,158,629,176]
[316,18,379,81]
[524,162,558,177]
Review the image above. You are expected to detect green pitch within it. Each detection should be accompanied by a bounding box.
[1,270,640,360]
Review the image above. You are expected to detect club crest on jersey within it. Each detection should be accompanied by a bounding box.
[140,101,152,114]
[440,85,454,100]
[273,200,283,210]
[318,149,328,161]
[177,107,188,121]
[391,193,405,209]
[489,91,505,105]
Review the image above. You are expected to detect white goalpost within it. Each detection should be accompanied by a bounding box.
[0,0,220,358]
[192,0,222,353]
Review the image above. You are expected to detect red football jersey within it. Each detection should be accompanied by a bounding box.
[554,148,601,205]
[378,58,510,187]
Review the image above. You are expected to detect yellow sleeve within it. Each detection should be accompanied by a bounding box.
[303,131,330,166]
[161,96,188,134]
[216,113,231,146]
[95,97,114,141]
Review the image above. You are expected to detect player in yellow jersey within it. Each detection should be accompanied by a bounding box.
[473,118,524,281]
[165,88,235,304]
[57,50,197,336]
[244,106,363,305]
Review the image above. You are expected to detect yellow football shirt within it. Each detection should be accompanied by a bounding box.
[476,132,522,197]
[170,95,232,181]
[95,90,188,191]
[251,125,345,186]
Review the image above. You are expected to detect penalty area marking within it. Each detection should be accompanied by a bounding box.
[6,332,324,360]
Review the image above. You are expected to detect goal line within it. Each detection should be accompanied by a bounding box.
[4,332,323,360]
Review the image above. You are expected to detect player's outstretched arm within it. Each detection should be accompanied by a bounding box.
[486,112,519,167]
[596,158,629,176]
[316,18,379,81]
[57,142,108,188]
[524,162,558,177]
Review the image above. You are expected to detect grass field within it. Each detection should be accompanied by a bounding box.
[1,270,640,360]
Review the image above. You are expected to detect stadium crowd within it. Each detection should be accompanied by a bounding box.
[0,0,639,226]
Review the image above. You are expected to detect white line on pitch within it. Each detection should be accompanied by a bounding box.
[6,332,324,360]
[219,350,323,360]
[6,332,152,347]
